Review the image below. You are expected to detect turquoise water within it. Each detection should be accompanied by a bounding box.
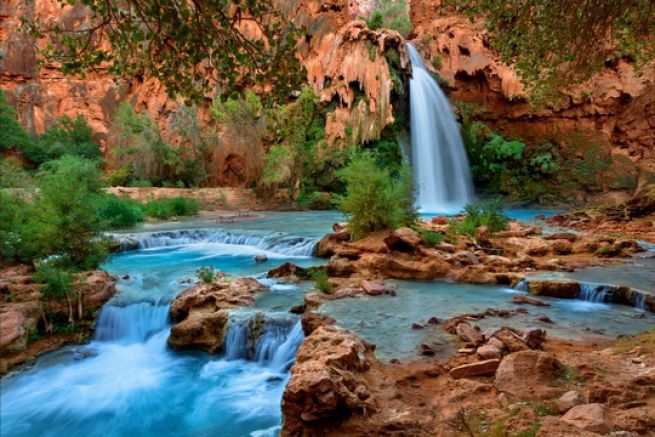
[1,210,652,436]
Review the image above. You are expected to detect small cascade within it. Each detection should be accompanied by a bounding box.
[577,283,613,303]
[114,229,317,256]
[407,43,474,214]
[223,312,303,371]
[93,302,170,343]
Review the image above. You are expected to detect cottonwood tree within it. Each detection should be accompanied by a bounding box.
[23,0,304,102]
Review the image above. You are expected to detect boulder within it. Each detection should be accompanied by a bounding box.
[449,359,501,379]
[495,351,564,401]
[383,227,422,252]
[477,344,503,360]
[168,310,230,353]
[495,329,529,353]
[313,231,350,257]
[301,313,336,336]
[525,279,580,298]
[361,280,389,296]
[556,391,585,413]
[561,403,610,433]
[544,232,578,242]
[281,326,377,434]
[523,328,547,349]
[267,262,314,280]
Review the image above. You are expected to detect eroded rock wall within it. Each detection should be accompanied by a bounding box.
[409,0,655,174]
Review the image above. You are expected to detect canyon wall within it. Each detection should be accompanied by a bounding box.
[2,0,654,193]
[409,0,655,177]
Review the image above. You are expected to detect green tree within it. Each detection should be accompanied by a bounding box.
[24,116,102,166]
[335,152,416,239]
[22,156,110,270]
[0,191,30,264]
[0,90,34,152]
[24,0,304,102]
[448,0,655,97]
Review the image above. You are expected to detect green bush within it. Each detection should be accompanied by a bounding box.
[420,230,444,247]
[24,116,102,167]
[311,270,333,294]
[366,0,413,37]
[335,152,416,239]
[448,200,509,238]
[145,196,200,219]
[96,195,145,229]
[366,11,384,30]
[0,157,34,188]
[0,191,29,263]
[0,90,35,153]
[33,264,74,300]
[196,266,215,284]
[21,155,110,270]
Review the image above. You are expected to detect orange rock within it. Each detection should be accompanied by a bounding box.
[449,359,500,379]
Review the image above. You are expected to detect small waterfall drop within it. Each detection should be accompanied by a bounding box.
[407,43,474,214]
[93,302,170,343]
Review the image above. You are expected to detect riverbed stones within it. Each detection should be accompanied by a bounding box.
[512,294,550,306]
[525,279,580,298]
[449,359,500,379]
[561,403,610,433]
[456,322,483,345]
[476,344,502,360]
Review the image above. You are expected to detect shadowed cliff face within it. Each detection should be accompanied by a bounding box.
[408,0,655,175]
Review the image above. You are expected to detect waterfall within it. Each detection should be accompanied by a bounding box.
[93,302,170,343]
[223,312,303,372]
[407,43,474,214]
[114,229,317,257]
[577,283,613,303]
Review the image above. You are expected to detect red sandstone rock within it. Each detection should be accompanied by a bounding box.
[495,351,564,401]
[449,359,500,379]
[512,294,550,307]
[560,403,610,433]
[384,227,422,252]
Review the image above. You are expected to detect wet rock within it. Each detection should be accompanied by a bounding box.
[267,262,315,280]
[289,304,306,314]
[328,256,357,276]
[449,359,501,379]
[254,255,268,263]
[361,280,389,296]
[561,403,610,433]
[536,314,554,323]
[313,231,350,257]
[512,294,550,307]
[383,227,421,252]
[495,351,564,401]
[301,313,336,336]
[420,343,435,356]
[557,391,585,413]
[411,323,424,330]
[168,310,229,353]
[426,317,440,325]
[525,279,581,298]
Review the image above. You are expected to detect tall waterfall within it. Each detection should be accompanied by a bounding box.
[407,43,474,214]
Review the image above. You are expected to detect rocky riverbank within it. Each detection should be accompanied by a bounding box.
[0,264,116,374]
[281,312,655,436]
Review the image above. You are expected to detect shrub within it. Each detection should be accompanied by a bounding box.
[21,155,110,270]
[33,264,74,300]
[367,0,413,37]
[447,200,508,238]
[311,270,333,294]
[419,230,444,247]
[145,196,200,219]
[24,116,102,167]
[431,54,442,70]
[96,195,145,229]
[335,152,416,239]
[0,157,34,188]
[0,90,35,153]
[196,266,215,284]
[0,191,29,263]
[366,11,384,30]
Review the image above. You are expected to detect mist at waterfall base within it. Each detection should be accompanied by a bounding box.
[0,228,320,437]
[407,43,474,215]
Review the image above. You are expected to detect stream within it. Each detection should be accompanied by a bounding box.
[1,211,653,436]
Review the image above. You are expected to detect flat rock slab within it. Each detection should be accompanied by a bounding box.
[561,403,610,433]
[449,359,500,379]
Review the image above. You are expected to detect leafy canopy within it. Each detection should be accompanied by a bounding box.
[448,0,655,98]
[23,0,304,102]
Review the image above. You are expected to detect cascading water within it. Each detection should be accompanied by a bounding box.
[115,228,317,257]
[407,43,474,214]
